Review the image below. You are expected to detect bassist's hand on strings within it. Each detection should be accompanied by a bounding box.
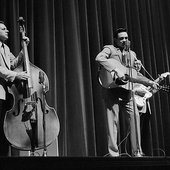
[21,36,30,47]
[23,36,30,45]
[15,71,30,80]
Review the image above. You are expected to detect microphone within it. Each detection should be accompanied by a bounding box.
[124,40,130,51]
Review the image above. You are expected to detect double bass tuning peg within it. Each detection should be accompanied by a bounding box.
[17,17,25,26]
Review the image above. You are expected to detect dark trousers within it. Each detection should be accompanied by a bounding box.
[0,99,10,156]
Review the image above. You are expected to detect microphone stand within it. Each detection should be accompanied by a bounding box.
[125,42,141,157]
[39,71,47,157]
[141,64,155,81]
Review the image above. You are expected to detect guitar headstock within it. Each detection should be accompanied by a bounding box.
[17,17,26,37]
[159,72,170,79]
[159,85,170,92]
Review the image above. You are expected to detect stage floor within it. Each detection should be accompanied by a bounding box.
[0,156,170,170]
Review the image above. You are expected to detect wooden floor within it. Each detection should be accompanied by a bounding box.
[0,156,170,170]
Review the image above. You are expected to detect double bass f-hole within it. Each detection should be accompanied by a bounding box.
[3,17,60,155]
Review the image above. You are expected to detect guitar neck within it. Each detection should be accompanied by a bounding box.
[146,75,165,94]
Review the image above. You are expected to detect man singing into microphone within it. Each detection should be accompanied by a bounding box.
[96,28,157,157]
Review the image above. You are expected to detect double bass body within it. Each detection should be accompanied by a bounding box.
[3,18,59,151]
[4,64,60,151]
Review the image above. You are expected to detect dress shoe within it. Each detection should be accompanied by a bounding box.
[133,151,145,157]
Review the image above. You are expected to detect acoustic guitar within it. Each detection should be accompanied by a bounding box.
[98,59,150,89]
[133,72,170,107]
[98,59,170,107]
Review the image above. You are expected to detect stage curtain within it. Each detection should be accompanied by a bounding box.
[0,0,170,156]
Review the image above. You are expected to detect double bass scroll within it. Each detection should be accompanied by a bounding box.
[3,17,60,152]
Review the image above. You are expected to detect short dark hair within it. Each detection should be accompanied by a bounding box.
[0,21,4,24]
[114,28,127,39]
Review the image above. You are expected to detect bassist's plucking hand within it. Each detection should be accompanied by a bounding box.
[15,71,30,80]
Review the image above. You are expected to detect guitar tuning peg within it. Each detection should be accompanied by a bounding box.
[160,84,170,92]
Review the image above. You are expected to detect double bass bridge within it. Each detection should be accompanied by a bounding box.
[21,91,38,122]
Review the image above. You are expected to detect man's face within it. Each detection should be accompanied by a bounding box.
[115,32,128,49]
[0,23,9,42]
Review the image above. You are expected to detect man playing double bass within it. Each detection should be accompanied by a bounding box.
[96,28,158,157]
[0,21,29,156]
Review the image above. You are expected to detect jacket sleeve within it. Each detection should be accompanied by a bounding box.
[95,45,120,72]
[10,50,23,70]
[0,50,23,82]
[0,66,17,82]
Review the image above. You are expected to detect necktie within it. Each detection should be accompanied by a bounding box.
[122,51,130,66]
[1,43,6,57]
[1,43,10,69]
[122,51,127,66]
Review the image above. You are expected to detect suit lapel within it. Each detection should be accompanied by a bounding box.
[0,44,10,69]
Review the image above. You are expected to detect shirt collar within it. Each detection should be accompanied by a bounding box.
[0,41,5,48]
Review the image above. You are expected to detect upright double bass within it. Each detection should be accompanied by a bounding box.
[3,17,60,154]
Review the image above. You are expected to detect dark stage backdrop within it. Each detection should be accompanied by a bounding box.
[0,0,170,157]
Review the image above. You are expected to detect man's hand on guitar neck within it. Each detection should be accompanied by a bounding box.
[148,72,170,91]
[148,80,159,90]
